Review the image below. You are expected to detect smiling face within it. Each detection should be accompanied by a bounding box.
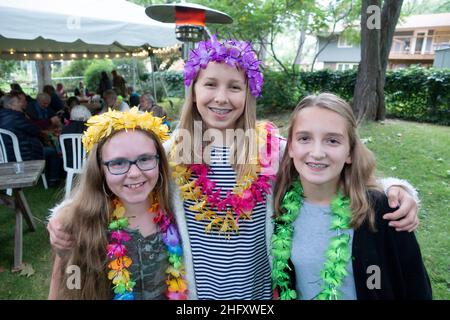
[193,62,247,132]
[101,130,159,206]
[288,107,352,193]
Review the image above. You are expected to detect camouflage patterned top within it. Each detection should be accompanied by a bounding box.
[124,228,168,300]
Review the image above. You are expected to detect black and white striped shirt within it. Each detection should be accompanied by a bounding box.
[183,146,272,299]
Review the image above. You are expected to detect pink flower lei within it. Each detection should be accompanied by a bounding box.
[183,34,264,97]
[171,122,280,235]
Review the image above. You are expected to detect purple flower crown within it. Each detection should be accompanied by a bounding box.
[183,35,264,97]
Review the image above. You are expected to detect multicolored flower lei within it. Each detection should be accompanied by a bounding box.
[271,180,352,300]
[171,122,279,235]
[183,34,264,97]
[107,197,188,300]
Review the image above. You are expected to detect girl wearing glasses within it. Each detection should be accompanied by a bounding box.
[48,108,187,300]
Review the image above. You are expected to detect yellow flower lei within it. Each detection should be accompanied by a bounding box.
[82,107,169,152]
[170,121,279,235]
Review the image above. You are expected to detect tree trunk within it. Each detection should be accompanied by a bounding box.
[258,34,269,64]
[35,60,52,93]
[294,25,307,66]
[353,0,403,122]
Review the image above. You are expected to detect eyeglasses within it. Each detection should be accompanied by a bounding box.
[103,154,159,175]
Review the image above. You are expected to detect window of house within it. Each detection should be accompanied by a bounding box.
[337,35,353,48]
[336,63,358,71]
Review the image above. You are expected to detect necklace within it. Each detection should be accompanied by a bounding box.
[271,180,352,300]
[171,122,279,235]
[107,196,188,300]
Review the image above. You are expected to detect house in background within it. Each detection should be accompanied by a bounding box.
[433,47,450,68]
[315,13,450,70]
[314,30,360,71]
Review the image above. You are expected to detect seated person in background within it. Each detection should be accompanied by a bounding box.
[25,93,63,186]
[10,83,40,113]
[152,105,171,131]
[62,105,91,135]
[26,93,61,130]
[138,93,170,129]
[43,85,65,113]
[100,89,130,113]
[61,105,91,168]
[138,93,155,112]
[61,96,80,124]
[0,93,44,162]
[127,86,140,107]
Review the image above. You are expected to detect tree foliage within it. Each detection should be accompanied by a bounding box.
[84,60,114,94]
[0,60,20,81]
[402,0,450,14]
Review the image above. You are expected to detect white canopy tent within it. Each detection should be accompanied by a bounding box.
[0,0,180,60]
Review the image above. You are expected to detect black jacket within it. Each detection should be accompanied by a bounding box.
[0,108,44,161]
[351,190,432,299]
[284,190,432,300]
[25,101,56,130]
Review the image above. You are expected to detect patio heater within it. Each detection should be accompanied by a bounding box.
[145,2,233,62]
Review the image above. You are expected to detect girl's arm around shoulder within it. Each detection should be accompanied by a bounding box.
[47,200,75,253]
[369,190,433,299]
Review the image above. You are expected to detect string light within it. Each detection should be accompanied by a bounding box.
[4,50,152,60]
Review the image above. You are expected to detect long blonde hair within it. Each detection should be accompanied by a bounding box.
[58,129,171,299]
[173,66,258,179]
[274,93,379,230]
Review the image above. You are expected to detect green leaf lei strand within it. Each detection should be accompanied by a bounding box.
[271,180,352,300]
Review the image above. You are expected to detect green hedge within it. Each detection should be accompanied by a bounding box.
[385,67,450,125]
[145,67,450,125]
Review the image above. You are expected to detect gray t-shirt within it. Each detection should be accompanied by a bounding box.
[291,201,357,300]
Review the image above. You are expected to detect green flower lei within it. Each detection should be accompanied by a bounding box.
[271,180,352,300]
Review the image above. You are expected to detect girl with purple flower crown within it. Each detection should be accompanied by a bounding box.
[48,35,420,300]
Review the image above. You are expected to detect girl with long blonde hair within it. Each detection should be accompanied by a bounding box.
[48,108,187,300]
[272,93,431,300]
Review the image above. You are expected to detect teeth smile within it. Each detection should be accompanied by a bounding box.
[125,182,145,189]
[307,163,328,168]
[209,107,231,115]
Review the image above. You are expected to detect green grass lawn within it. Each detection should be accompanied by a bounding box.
[0,118,449,299]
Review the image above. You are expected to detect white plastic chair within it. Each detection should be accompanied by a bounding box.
[59,133,86,199]
[0,128,48,195]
